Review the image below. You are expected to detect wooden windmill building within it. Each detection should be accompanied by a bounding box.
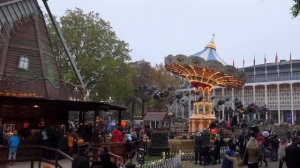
[0,0,125,136]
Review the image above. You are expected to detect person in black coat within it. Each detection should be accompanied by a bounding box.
[72,145,89,168]
[194,132,204,165]
[238,129,247,157]
[213,134,221,164]
[285,136,300,168]
[91,147,118,168]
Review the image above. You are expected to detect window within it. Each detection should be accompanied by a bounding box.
[18,56,29,70]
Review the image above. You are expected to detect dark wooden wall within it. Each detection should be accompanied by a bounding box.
[0,0,82,100]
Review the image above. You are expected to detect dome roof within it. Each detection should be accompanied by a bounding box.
[191,36,227,65]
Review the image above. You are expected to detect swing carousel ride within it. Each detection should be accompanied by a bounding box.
[165,36,247,132]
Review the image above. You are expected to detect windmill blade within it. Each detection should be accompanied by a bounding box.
[42,0,86,94]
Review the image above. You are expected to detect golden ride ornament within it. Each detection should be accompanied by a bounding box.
[165,37,246,132]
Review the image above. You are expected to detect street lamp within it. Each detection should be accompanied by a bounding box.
[168,112,173,130]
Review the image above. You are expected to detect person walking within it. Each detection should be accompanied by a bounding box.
[221,145,235,168]
[269,132,280,161]
[278,138,288,168]
[285,136,300,168]
[243,137,260,168]
[226,152,242,168]
[8,131,20,165]
[238,129,248,157]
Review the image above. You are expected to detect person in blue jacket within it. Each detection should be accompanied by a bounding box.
[8,130,20,162]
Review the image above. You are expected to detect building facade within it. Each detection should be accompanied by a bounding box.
[214,59,300,124]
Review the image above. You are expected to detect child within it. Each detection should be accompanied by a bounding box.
[8,131,20,165]
[225,152,243,168]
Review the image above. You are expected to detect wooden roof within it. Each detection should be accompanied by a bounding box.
[0,0,83,100]
[0,95,126,111]
[143,112,167,121]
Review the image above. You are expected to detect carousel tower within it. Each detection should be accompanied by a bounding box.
[165,36,246,132]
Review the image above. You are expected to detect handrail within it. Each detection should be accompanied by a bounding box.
[90,139,143,163]
[0,145,73,168]
[88,145,124,165]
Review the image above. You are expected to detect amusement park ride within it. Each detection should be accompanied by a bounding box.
[165,36,247,132]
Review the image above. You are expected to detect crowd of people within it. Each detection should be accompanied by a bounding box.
[0,118,144,167]
[194,124,300,168]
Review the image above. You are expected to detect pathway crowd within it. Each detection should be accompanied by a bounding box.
[194,124,300,168]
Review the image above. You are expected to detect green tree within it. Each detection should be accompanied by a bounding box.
[129,61,180,118]
[150,64,180,111]
[291,0,300,17]
[46,8,135,104]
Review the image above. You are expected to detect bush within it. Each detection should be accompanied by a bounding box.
[151,131,169,148]
[295,118,300,125]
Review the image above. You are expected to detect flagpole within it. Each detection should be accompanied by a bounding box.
[264,53,267,81]
[290,51,293,79]
[276,53,279,80]
[253,55,256,78]
[243,58,245,71]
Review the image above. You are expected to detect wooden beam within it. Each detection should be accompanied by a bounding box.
[34,15,48,98]
[0,24,11,80]
[0,0,23,8]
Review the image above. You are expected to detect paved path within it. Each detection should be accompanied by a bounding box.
[1,160,72,168]
[182,160,287,168]
[1,159,287,168]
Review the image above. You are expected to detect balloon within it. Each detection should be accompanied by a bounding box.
[262,131,269,137]
[210,128,218,134]
[121,121,127,128]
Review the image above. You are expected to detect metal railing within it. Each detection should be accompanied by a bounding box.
[0,145,73,168]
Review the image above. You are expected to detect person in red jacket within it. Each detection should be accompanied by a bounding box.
[111,126,123,142]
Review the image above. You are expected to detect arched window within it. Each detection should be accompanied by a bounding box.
[18,56,29,70]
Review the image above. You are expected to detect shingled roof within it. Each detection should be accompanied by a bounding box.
[0,0,82,100]
[143,112,168,121]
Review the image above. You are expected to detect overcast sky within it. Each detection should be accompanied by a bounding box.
[38,0,300,67]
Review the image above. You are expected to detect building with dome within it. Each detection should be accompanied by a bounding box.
[213,59,300,125]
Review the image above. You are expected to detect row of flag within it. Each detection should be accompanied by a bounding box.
[232,52,294,78]
[234,52,293,68]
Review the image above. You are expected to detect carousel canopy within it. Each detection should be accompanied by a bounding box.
[192,37,226,65]
[164,37,247,89]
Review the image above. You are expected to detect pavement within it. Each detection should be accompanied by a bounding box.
[182,160,287,168]
[0,158,287,168]
[0,160,72,168]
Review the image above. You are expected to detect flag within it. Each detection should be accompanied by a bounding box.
[253,56,256,77]
[290,51,293,76]
[264,53,268,78]
[243,58,245,70]
[275,53,279,78]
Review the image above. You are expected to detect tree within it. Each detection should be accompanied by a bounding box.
[129,61,180,118]
[150,64,180,110]
[291,0,300,17]
[129,60,156,118]
[46,8,135,104]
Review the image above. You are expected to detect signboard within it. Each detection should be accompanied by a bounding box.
[287,114,292,123]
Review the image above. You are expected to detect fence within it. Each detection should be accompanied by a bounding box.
[180,146,227,160]
[128,151,181,168]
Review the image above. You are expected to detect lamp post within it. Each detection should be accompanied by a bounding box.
[168,112,173,130]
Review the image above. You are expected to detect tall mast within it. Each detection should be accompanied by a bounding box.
[42,0,86,95]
